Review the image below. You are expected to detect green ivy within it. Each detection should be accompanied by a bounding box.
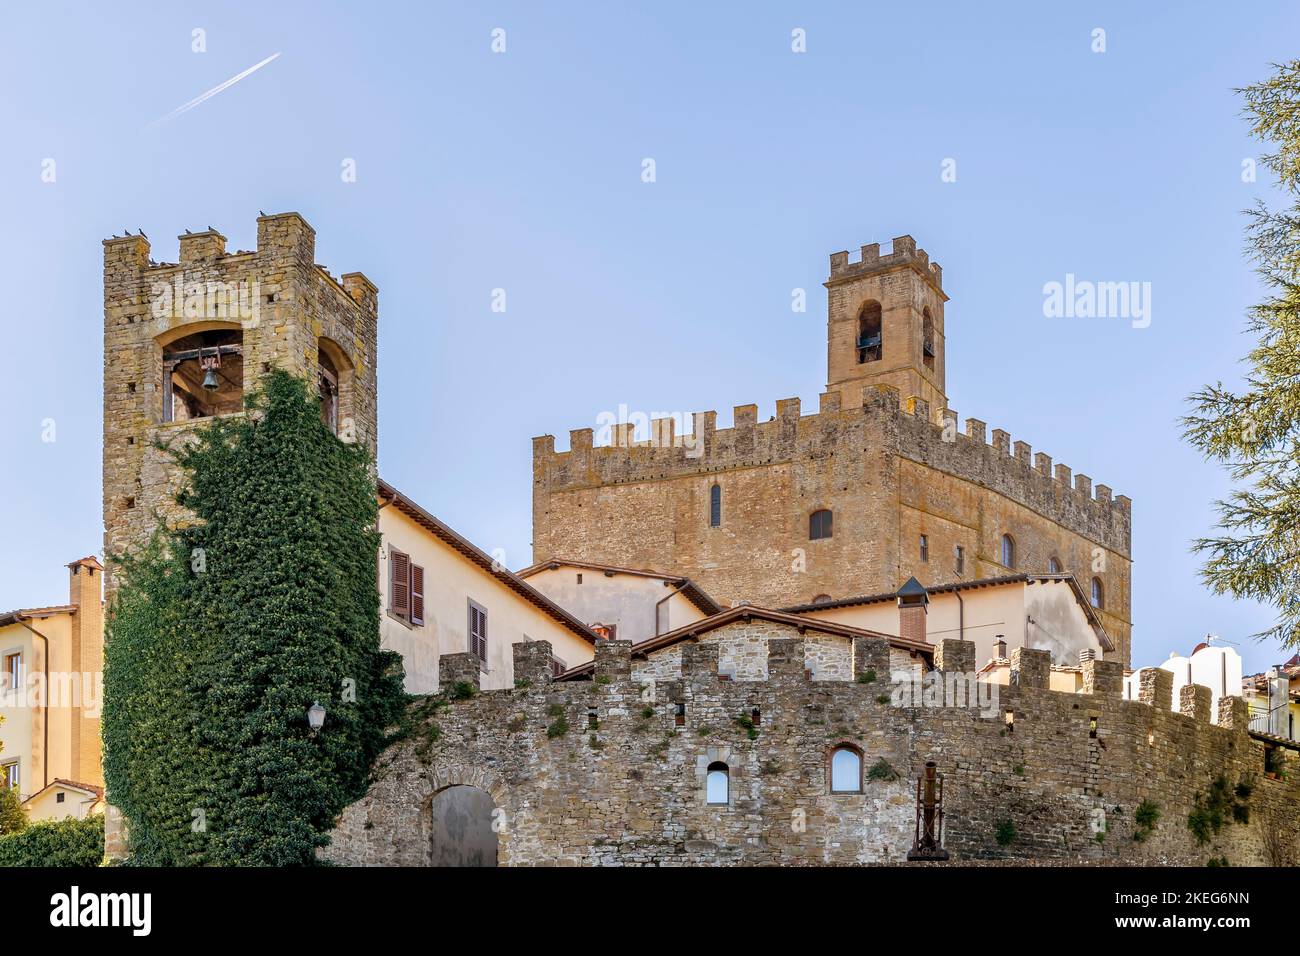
[102,370,406,866]
[0,816,103,867]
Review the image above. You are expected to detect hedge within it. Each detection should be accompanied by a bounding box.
[0,816,104,867]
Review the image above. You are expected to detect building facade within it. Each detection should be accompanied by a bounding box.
[0,556,104,822]
[532,236,1133,664]
[377,481,599,694]
[518,559,722,645]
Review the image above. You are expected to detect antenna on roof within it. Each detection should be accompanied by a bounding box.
[1207,633,1241,647]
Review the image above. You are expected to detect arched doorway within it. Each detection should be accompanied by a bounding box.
[427,785,498,867]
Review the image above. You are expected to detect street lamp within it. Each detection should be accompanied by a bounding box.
[308,701,326,734]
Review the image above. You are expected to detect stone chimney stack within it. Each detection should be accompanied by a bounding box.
[67,556,104,785]
[896,577,929,645]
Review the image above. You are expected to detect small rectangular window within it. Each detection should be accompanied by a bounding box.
[2,761,17,792]
[955,545,964,575]
[551,657,567,678]
[919,535,929,562]
[4,653,19,690]
[56,792,65,804]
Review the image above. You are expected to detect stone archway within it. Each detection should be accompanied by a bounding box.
[426,785,498,867]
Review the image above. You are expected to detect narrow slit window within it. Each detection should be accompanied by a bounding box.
[709,483,722,527]
[857,301,882,364]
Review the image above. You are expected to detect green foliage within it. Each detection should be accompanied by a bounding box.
[546,716,570,739]
[513,678,531,689]
[1187,775,1250,846]
[640,705,655,720]
[875,694,891,705]
[1012,764,1025,777]
[1183,61,1300,646]
[733,713,758,739]
[0,785,28,836]
[995,818,1017,847]
[1133,799,1161,842]
[856,669,876,684]
[1207,855,1230,867]
[102,370,406,866]
[0,816,103,867]
[449,682,477,701]
[867,758,899,782]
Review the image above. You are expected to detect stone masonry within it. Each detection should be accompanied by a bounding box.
[325,627,1299,866]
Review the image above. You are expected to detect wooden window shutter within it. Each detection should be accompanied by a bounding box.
[468,602,488,664]
[390,549,410,619]
[410,564,425,626]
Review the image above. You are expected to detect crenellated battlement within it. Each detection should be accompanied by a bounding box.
[827,234,944,293]
[103,213,377,314]
[532,383,1130,547]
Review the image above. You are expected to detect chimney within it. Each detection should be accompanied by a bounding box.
[67,556,104,786]
[994,636,1007,660]
[896,577,929,644]
[1079,648,1097,665]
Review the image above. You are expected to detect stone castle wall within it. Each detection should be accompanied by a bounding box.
[532,386,1132,663]
[324,635,1294,866]
[102,213,378,592]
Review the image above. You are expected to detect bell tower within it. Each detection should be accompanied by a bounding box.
[824,235,948,416]
[101,213,379,594]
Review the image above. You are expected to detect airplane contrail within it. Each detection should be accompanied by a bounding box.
[148,52,282,127]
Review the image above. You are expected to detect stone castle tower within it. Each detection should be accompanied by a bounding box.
[532,236,1133,664]
[102,213,378,592]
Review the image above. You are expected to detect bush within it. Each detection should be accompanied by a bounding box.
[0,816,103,867]
[995,818,1017,847]
[0,785,28,836]
[867,758,899,782]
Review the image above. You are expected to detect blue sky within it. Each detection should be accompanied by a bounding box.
[0,1,1294,675]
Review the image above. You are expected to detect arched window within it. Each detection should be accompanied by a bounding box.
[318,348,340,434]
[1091,577,1105,610]
[317,337,354,440]
[809,509,833,540]
[857,300,882,363]
[709,483,721,527]
[922,306,935,371]
[1048,556,1062,574]
[1001,534,1016,569]
[830,745,863,793]
[706,762,729,805]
